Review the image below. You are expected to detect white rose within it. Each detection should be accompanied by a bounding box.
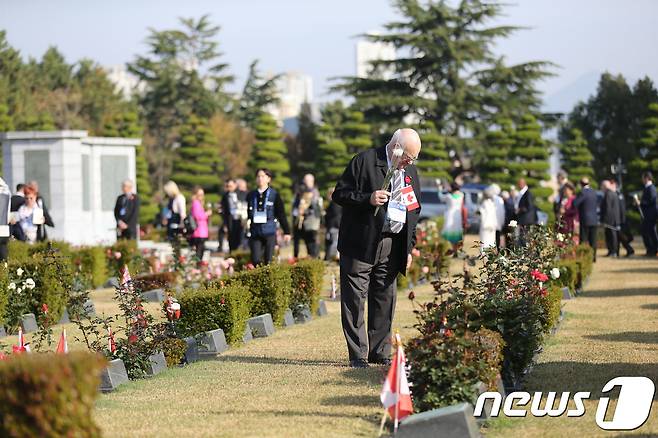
[550,268,560,280]
[24,278,36,290]
[556,233,565,242]
[16,268,24,277]
[509,220,517,228]
[16,287,22,294]
[8,282,16,290]
[170,302,181,311]
[392,147,404,158]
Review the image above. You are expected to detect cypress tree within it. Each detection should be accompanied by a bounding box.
[170,114,221,202]
[510,114,551,210]
[479,119,515,185]
[0,103,14,175]
[315,123,350,192]
[249,113,292,205]
[415,120,450,183]
[560,128,594,185]
[340,111,371,156]
[629,103,658,191]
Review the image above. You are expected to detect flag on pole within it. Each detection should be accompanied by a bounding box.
[12,328,29,354]
[380,334,413,429]
[119,264,133,291]
[56,329,68,354]
[330,273,337,300]
[108,327,117,353]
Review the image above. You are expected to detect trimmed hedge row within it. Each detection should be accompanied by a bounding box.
[289,259,325,315]
[0,352,105,437]
[177,283,252,345]
[134,271,178,291]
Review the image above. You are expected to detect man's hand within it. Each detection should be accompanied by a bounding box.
[407,254,412,270]
[370,190,391,206]
[283,234,292,243]
[118,220,127,230]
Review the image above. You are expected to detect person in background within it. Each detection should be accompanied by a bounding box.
[574,177,599,262]
[28,180,53,241]
[490,184,505,248]
[557,182,579,237]
[163,180,186,242]
[0,177,10,261]
[246,168,291,265]
[188,186,212,263]
[515,178,537,246]
[221,179,244,253]
[113,179,140,240]
[554,170,569,221]
[235,178,249,249]
[600,179,621,257]
[324,186,342,261]
[10,183,25,241]
[11,183,25,211]
[292,173,323,258]
[637,171,658,257]
[17,184,44,244]
[478,186,497,251]
[612,179,634,257]
[501,189,516,248]
[441,182,467,252]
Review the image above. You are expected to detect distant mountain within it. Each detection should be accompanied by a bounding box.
[542,71,601,114]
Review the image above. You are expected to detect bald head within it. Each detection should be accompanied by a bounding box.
[388,128,422,169]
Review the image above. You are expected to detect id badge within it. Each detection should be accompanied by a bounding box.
[253,210,267,224]
[387,201,406,223]
[119,208,127,216]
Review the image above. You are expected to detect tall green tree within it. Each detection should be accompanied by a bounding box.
[477,119,515,185]
[560,128,595,185]
[341,110,371,156]
[510,114,551,210]
[249,114,292,205]
[287,102,318,182]
[416,120,450,183]
[315,123,350,192]
[128,15,233,190]
[0,103,14,174]
[238,60,280,129]
[170,114,221,202]
[628,103,658,191]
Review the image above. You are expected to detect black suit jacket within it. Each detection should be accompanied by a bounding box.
[640,183,658,222]
[600,190,621,226]
[332,146,421,275]
[10,194,25,212]
[114,193,140,235]
[517,189,537,225]
[221,192,240,232]
[574,187,599,227]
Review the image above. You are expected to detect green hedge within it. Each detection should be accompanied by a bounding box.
[540,286,562,333]
[0,352,105,437]
[224,264,292,326]
[5,252,73,330]
[7,240,29,263]
[73,246,107,289]
[28,240,72,259]
[0,263,8,326]
[575,244,594,281]
[106,239,148,277]
[289,260,325,315]
[177,283,252,344]
[556,259,578,292]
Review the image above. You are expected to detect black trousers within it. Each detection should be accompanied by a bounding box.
[0,237,7,262]
[293,229,319,258]
[189,237,207,262]
[118,227,137,240]
[227,222,243,252]
[641,219,658,255]
[604,227,619,255]
[580,224,598,261]
[340,236,401,362]
[249,234,276,265]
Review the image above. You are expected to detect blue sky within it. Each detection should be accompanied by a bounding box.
[1,0,657,111]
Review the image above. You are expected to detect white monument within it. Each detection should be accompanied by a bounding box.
[1,130,139,245]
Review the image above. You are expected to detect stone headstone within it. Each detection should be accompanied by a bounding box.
[472,382,490,422]
[199,329,228,356]
[183,336,199,364]
[83,299,96,317]
[294,305,312,324]
[316,300,328,317]
[146,351,167,376]
[20,313,38,333]
[0,325,6,338]
[283,308,295,327]
[140,288,165,303]
[99,358,129,392]
[243,323,253,343]
[561,287,572,300]
[58,308,70,324]
[104,277,119,289]
[248,314,275,338]
[398,403,480,438]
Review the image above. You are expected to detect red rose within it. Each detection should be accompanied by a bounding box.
[41,303,49,314]
[128,334,138,344]
[220,297,225,305]
[531,269,548,282]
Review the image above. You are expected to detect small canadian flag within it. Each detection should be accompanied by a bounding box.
[108,327,117,353]
[380,333,413,429]
[56,329,68,354]
[120,265,133,290]
[13,328,29,354]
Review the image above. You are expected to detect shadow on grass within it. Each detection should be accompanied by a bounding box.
[525,361,658,400]
[641,303,658,310]
[216,408,380,424]
[585,331,658,344]
[580,287,658,298]
[321,394,381,408]
[216,355,343,367]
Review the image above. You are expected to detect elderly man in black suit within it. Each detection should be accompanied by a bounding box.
[600,179,621,257]
[574,177,599,261]
[332,128,422,368]
[514,178,537,246]
[113,179,140,240]
[638,171,658,256]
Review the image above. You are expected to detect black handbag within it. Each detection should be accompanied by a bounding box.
[183,215,197,235]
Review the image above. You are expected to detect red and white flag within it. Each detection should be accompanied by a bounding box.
[402,186,419,211]
[108,327,117,353]
[56,329,68,354]
[380,334,413,428]
[12,328,29,354]
[119,265,133,290]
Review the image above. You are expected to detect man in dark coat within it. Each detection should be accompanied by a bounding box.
[612,179,634,256]
[332,128,422,368]
[220,179,244,253]
[28,181,54,242]
[324,187,342,261]
[114,180,140,240]
[638,171,658,256]
[0,178,10,261]
[10,183,25,241]
[600,180,621,257]
[514,178,537,246]
[573,177,599,261]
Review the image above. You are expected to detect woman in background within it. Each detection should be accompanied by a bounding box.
[163,181,186,242]
[478,186,498,251]
[559,182,579,238]
[17,184,44,244]
[441,182,468,252]
[189,186,212,263]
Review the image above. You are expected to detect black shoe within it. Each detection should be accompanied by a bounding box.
[349,359,369,368]
[369,357,392,366]
[626,251,635,257]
